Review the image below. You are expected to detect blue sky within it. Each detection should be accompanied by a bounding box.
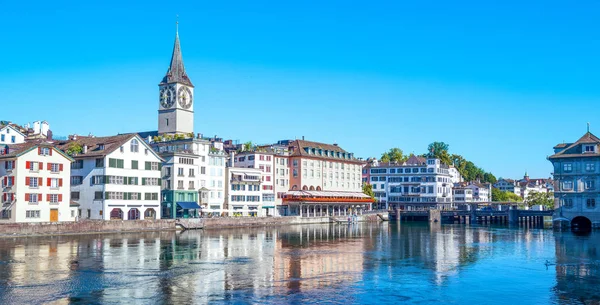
[1,1,599,179]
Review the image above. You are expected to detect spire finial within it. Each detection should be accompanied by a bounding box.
[176,15,179,35]
[588,122,590,133]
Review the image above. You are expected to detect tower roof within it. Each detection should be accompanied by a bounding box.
[160,32,193,87]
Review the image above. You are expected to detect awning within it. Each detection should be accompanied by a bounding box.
[177,202,201,209]
[262,206,275,208]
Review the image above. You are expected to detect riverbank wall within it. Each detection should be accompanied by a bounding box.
[0,219,176,237]
[0,213,386,237]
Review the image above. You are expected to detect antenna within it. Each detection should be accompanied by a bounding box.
[588,122,590,133]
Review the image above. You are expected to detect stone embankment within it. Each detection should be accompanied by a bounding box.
[0,213,388,237]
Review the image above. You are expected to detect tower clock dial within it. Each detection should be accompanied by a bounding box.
[159,87,175,108]
[178,86,193,109]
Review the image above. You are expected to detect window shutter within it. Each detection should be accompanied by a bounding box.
[38,147,41,155]
[26,161,31,169]
[47,178,51,186]
[138,193,141,200]
[142,178,146,185]
[24,193,28,201]
[47,194,50,202]
[158,178,162,185]
[47,163,51,170]
[59,164,64,171]
[25,177,30,186]
[58,194,63,202]
[39,162,43,170]
[11,161,14,168]
[49,149,53,156]
[38,194,42,202]
[4,161,7,169]
[2,193,6,202]
[59,179,63,187]
[2,177,6,186]
[39,177,43,186]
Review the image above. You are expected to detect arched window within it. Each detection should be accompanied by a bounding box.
[316,186,322,191]
[302,185,308,191]
[128,208,140,220]
[309,186,315,191]
[130,139,139,153]
[110,208,123,220]
[144,208,156,219]
[292,185,298,190]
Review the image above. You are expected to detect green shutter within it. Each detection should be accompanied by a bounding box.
[117,159,124,169]
[145,162,151,170]
[109,158,116,168]
[158,163,163,170]
[138,193,141,200]
[142,178,146,185]
[158,178,162,185]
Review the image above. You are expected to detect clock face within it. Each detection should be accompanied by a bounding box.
[178,86,193,109]
[160,87,175,108]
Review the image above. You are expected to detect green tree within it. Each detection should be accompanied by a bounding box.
[362,183,375,199]
[427,142,452,165]
[242,141,253,152]
[492,188,522,202]
[65,142,82,156]
[525,191,554,209]
[380,148,407,163]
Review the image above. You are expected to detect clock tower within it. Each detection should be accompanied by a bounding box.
[158,29,194,135]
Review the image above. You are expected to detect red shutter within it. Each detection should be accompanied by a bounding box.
[24,193,28,201]
[26,161,31,170]
[25,177,30,186]
[49,149,53,156]
[38,147,41,155]
[47,194,50,202]
[39,162,43,170]
[38,177,43,186]
[47,178,51,186]
[38,194,42,202]
[2,194,6,202]
[59,179,63,187]
[58,194,63,202]
[10,194,14,201]
[59,164,64,171]
[2,177,6,186]
[47,163,51,170]
[12,161,15,168]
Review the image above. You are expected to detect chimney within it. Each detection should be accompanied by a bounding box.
[230,151,235,167]
[83,145,88,154]
[302,136,305,140]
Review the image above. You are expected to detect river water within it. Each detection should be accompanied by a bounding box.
[0,222,598,304]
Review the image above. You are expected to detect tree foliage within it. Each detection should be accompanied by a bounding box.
[525,191,554,209]
[377,141,497,184]
[380,148,408,163]
[362,183,375,200]
[65,142,82,156]
[491,188,522,202]
[242,141,253,152]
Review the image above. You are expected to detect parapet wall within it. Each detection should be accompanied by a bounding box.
[0,219,176,237]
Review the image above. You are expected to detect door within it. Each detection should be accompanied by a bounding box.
[50,209,58,222]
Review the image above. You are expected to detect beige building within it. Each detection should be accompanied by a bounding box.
[0,142,74,223]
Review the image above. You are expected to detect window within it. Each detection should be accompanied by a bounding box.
[0,134,3,141]
[96,158,104,167]
[72,160,84,169]
[40,147,50,156]
[10,136,15,143]
[26,210,40,218]
[178,168,184,176]
[293,160,298,167]
[587,198,596,209]
[29,161,40,172]
[586,163,596,171]
[585,145,596,153]
[201,167,206,175]
[50,163,60,173]
[71,192,80,200]
[586,180,596,190]
[293,169,298,177]
[146,162,160,171]
[71,176,83,185]
[562,181,573,191]
[563,163,573,172]
[131,160,138,170]
[563,198,573,208]
[189,169,195,177]
[109,158,124,168]
[50,178,59,188]
[178,180,184,189]
[28,193,38,203]
[29,177,39,188]
[130,139,139,152]
[49,194,59,203]
[95,192,103,200]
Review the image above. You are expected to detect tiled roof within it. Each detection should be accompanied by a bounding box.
[549,132,600,159]
[160,33,193,87]
[55,134,135,158]
[288,140,363,163]
[0,142,38,158]
[405,155,426,165]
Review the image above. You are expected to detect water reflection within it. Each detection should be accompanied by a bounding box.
[0,224,598,304]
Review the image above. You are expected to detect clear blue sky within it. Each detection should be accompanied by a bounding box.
[1,1,599,179]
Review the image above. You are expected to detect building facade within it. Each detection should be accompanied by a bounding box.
[366,156,456,210]
[0,124,26,145]
[225,167,263,217]
[58,134,163,220]
[549,131,600,228]
[0,143,74,223]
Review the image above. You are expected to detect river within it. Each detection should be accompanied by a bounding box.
[0,222,597,304]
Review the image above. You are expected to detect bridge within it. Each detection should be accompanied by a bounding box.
[389,208,554,225]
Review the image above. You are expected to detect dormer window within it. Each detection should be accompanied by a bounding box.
[584,145,596,153]
[98,144,105,150]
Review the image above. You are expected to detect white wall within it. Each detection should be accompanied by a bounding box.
[0,126,25,145]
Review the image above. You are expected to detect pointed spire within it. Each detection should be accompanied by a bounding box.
[160,18,193,87]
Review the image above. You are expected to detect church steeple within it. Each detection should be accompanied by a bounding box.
[160,27,193,87]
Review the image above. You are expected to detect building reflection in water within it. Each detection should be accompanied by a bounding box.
[0,223,580,304]
[553,232,600,303]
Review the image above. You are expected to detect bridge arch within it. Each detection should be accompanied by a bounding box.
[571,216,592,231]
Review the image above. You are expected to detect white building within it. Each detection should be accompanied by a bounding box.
[225,167,263,217]
[234,151,276,216]
[452,187,474,203]
[366,155,457,210]
[0,142,74,223]
[273,154,290,216]
[207,147,227,216]
[57,134,163,220]
[0,124,26,145]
